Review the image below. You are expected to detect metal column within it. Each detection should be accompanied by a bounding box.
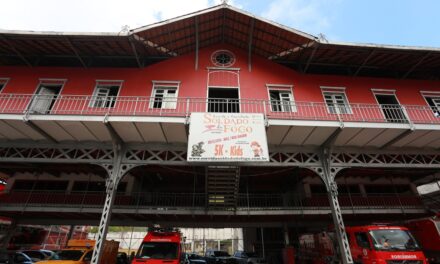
[311,148,353,264]
[90,146,134,264]
[283,224,290,246]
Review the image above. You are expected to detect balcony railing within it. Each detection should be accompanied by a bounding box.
[0,94,439,124]
[0,191,424,212]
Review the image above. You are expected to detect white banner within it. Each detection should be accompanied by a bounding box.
[187,113,269,162]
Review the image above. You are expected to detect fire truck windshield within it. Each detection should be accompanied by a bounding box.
[137,242,178,259]
[369,229,420,251]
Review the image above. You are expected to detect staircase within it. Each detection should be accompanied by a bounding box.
[206,166,240,209]
[421,191,440,214]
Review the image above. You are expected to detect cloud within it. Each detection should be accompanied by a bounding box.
[262,0,339,36]
[0,0,213,32]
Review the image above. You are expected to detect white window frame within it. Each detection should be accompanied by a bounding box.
[89,80,122,108]
[266,84,296,112]
[150,81,180,109]
[421,91,440,117]
[321,87,352,115]
[0,78,10,94]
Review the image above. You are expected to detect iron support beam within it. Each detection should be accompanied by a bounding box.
[128,36,143,68]
[0,141,439,168]
[310,148,353,264]
[353,49,375,76]
[104,121,124,147]
[380,129,414,149]
[303,42,319,73]
[402,52,431,79]
[90,146,136,264]
[0,35,33,67]
[65,37,88,68]
[24,119,58,143]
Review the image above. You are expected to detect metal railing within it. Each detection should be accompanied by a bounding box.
[0,191,424,212]
[0,93,439,124]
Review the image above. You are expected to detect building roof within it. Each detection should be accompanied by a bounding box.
[1,3,440,80]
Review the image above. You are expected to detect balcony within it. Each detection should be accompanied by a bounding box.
[0,94,439,149]
[0,93,439,124]
[0,191,425,216]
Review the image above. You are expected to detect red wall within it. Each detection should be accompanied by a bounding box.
[0,43,439,106]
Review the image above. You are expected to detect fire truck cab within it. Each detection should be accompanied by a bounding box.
[404,215,440,264]
[132,228,182,264]
[346,225,427,264]
[299,225,427,264]
[0,179,6,193]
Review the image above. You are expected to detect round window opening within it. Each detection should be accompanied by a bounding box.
[211,50,235,67]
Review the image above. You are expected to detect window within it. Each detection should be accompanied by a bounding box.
[322,90,351,114]
[211,50,236,67]
[150,81,179,109]
[268,85,296,112]
[424,95,440,117]
[90,81,121,108]
[355,232,371,249]
[28,80,64,114]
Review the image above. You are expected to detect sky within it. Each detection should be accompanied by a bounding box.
[1,0,439,47]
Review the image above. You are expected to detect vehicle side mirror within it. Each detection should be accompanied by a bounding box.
[84,256,91,261]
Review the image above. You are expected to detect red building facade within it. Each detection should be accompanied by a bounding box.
[0,4,440,264]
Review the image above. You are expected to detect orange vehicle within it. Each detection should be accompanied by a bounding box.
[131,228,182,264]
[39,239,119,264]
[299,225,427,264]
[404,214,440,264]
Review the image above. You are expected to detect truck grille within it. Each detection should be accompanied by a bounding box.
[386,261,423,264]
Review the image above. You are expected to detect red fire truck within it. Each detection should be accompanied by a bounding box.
[299,225,427,264]
[404,214,440,264]
[0,178,6,193]
[131,228,182,264]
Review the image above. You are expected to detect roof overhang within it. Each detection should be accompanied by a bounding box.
[0,4,439,79]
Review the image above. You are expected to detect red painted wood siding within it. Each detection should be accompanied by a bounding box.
[0,44,439,116]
